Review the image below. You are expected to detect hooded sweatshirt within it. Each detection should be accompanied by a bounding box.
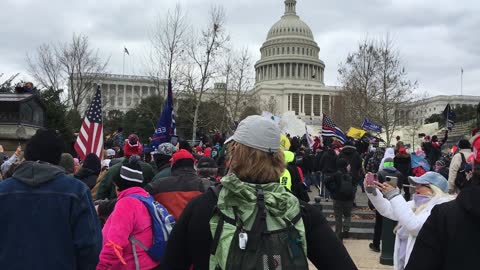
[0,161,102,270]
[379,148,395,172]
[339,145,363,179]
[405,183,480,270]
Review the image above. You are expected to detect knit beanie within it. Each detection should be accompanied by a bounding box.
[113,155,144,191]
[124,134,143,158]
[82,153,101,175]
[24,129,64,165]
[59,153,75,174]
[458,139,471,150]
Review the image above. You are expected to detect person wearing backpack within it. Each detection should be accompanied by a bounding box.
[448,139,472,194]
[325,158,356,239]
[162,115,357,270]
[98,155,169,270]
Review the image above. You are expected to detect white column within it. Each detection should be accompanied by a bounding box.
[301,94,305,114]
[320,94,323,114]
[329,95,333,114]
[311,95,314,116]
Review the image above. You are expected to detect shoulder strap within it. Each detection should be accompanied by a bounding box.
[209,184,222,198]
[460,153,466,164]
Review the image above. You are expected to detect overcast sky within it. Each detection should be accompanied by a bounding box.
[1,0,479,96]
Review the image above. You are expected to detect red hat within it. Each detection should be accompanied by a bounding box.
[399,147,407,154]
[124,134,142,158]
[170,149,195,165]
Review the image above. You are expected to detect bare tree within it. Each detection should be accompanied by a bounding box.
[148,3,188,93]
[375,35,417,145]
[182,6,229,141]
[59,34,109,113]
[338,38,380,128]
[338,35,416,145]
[27,33,108,113]
[27,45,62,91]
[229,48,254,122]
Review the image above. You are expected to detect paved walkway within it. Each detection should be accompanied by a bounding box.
[308,240,393,269]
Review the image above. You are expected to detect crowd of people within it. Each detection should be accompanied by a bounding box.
[0,119,479,270]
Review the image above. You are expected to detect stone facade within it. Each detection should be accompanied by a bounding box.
[396,95,480,126]
[75,73,165,114]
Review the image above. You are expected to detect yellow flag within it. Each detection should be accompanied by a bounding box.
[347,127,366,140]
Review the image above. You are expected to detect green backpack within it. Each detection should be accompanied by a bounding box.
[209,175,308,270]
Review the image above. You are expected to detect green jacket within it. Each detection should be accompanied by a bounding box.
[152,166,172,182]
[95,158,155,199]
[209,174,306,269]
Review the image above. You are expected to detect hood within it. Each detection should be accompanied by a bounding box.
[219,174,300,219]
[457,184,480,222]
[341,145,357,155]
[13,161,65,186]
[284,150,295,164]
[384,148,395,159]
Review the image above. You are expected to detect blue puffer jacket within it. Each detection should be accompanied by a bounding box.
[0,161,102,270]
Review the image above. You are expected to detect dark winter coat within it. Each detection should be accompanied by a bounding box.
[366,149,385,173]
[313,151,325,172]
[145,166,209,220]
[287,163,310,203]
[320,149,338,174]
[0,161,102,269]
[161,186,358,270]
[74,167,99,189]
[394,153,412,188]
[339,146,363,179]
[405,183,480,270]
[325,170,355,201]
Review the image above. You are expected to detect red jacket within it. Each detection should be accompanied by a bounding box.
[145,166,208,220]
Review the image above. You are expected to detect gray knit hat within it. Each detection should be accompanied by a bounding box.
[156,143,177,156]
[114,155,144,191]
[224,115,280,153]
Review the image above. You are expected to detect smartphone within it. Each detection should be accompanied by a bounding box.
[385,176,398,188]
[366,173,376,186]
[170,135,178,146]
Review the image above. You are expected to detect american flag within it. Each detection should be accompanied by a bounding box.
[74,86,103,160]
[321,114,347,144]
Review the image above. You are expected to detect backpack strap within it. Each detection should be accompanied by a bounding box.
[210,214,225,256]
[129,235,149,270]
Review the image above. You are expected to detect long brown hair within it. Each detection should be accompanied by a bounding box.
[228,142,285,183]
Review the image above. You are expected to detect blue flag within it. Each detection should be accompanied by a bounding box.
[148,79,176,151]
[361,118,382,133]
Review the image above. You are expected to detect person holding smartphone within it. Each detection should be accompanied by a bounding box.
[364,171,453,270]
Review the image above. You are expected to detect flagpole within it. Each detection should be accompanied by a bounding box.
[461,68,463,96]
[122,48,125,76]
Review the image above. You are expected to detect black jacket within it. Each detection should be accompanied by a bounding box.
[325,170,355,201]
[287,163,310,203]
[74,168,99,190]
[405,184,480,270]
[394,153,411,188]
[338,146,363,179]
[161,187,358,270]
[320,149,338,174]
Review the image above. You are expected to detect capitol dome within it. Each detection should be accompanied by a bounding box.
[255,0,325,85]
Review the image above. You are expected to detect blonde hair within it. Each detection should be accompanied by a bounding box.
[228,142,285,183]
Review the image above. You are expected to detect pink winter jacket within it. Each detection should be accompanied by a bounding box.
[97,187,159,270]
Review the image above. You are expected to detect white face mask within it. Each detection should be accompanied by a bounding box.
[413,194,432,207]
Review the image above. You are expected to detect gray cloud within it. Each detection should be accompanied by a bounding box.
[1,0,479,96]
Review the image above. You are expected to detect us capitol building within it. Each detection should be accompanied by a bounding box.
[252,0,342,125]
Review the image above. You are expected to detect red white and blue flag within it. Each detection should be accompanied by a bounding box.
[321,114,347,145]
[74,86,103,160]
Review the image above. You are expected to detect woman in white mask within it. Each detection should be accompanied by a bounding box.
[364,171,453,270]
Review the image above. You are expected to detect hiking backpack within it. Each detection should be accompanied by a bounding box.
[454,153,468,190]
[209,185,309,270]
[127,195,175,269]
[337,172,355,199]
